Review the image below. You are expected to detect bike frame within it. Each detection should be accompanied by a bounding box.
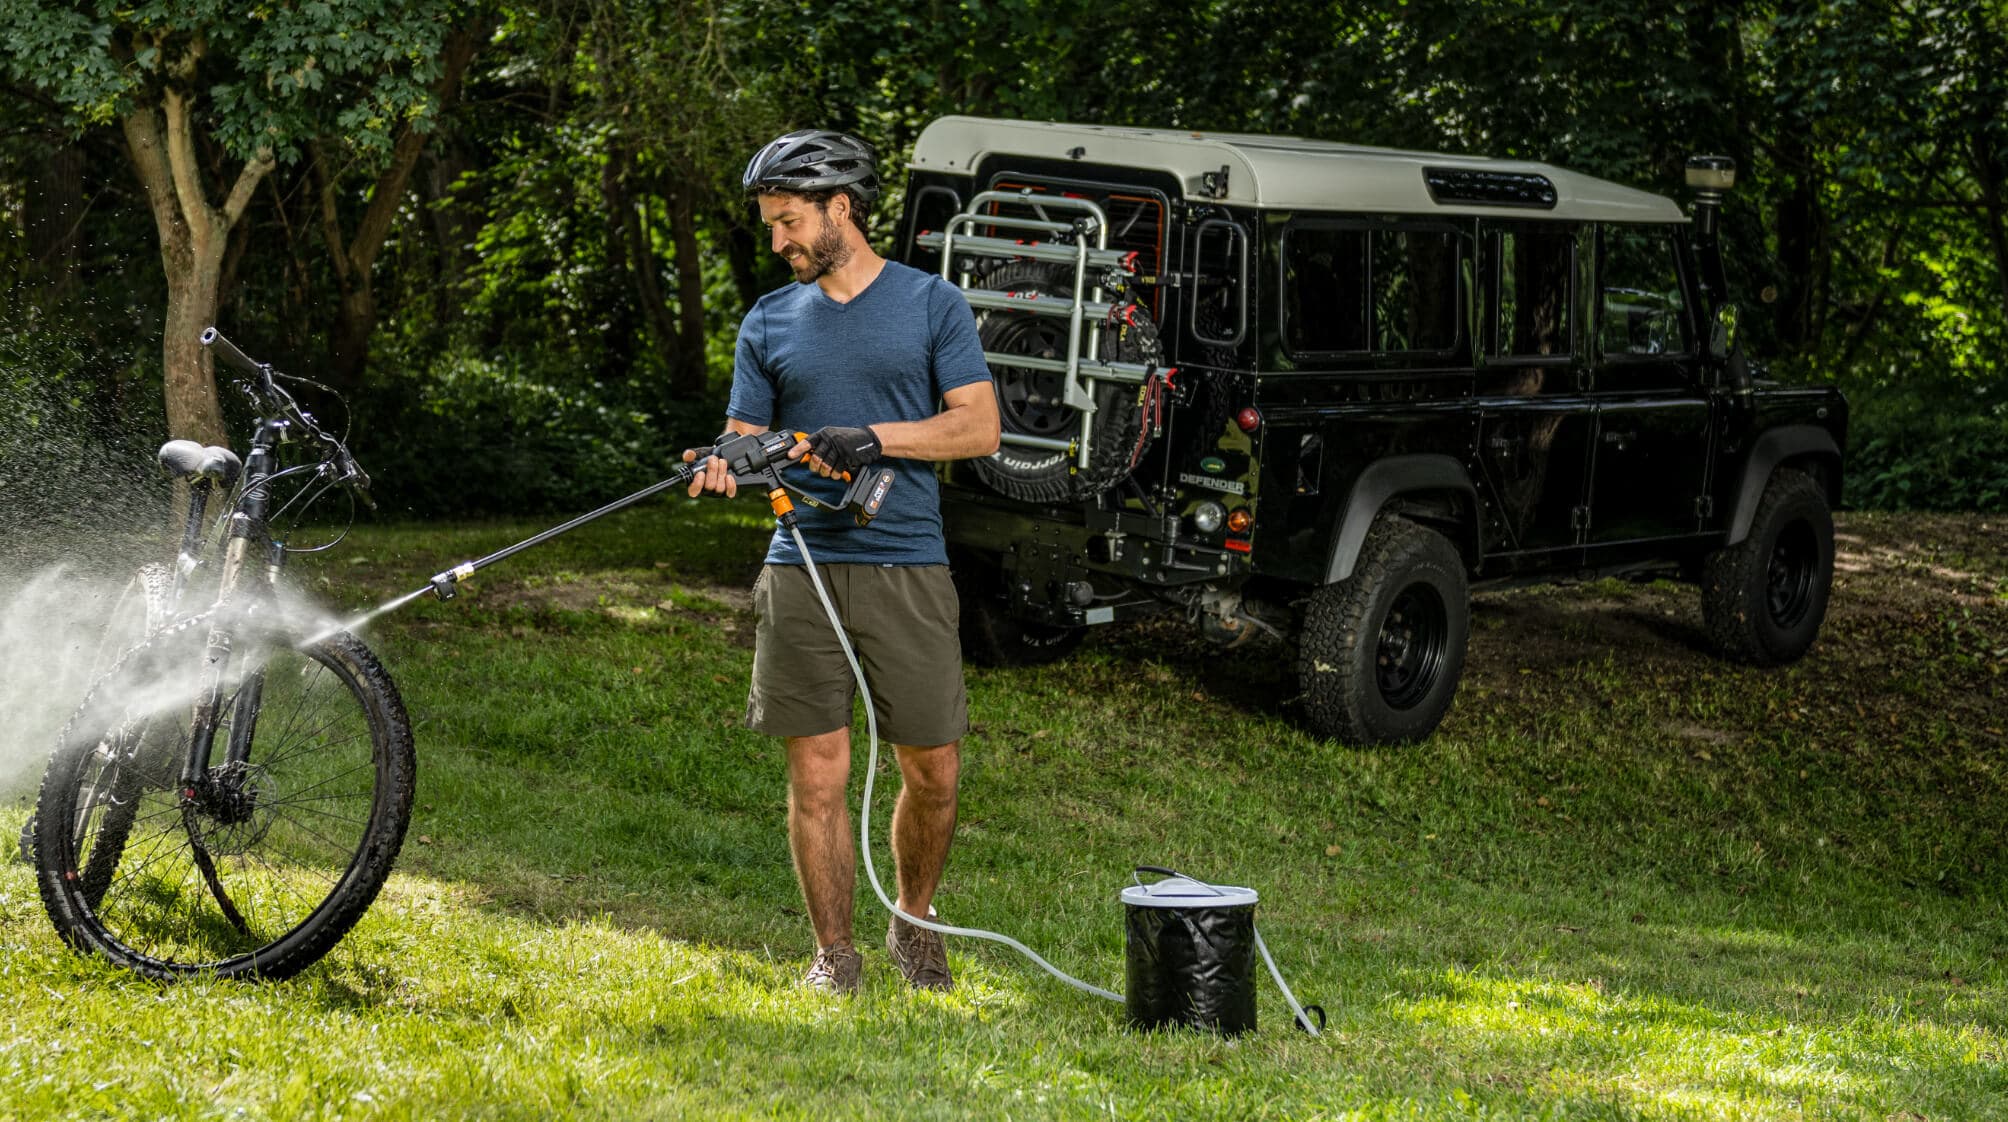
[176,414,289,793]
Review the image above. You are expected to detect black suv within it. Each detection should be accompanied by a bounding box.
[897,117,1845,745]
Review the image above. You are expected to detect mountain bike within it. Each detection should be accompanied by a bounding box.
[31,329,414,981]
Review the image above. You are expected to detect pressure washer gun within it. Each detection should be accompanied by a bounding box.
[709,430,895,531]
[416,431,893,603]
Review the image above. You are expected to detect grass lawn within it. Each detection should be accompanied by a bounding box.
[2,500,2003,1120]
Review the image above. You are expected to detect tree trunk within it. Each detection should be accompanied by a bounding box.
[723,211,763,310]
[668,188,707,399]
[316,21,488,388]
[623,193,680,377]
[423,140,476,321]
[1969,131,2008,325]
[1771,129,1822,355]
[122,83,274,448]
[598,145,641,376]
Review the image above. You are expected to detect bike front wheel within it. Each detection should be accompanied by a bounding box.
[34,621,415,981]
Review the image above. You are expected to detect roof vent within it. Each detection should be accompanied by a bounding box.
[1422,167,1558,209]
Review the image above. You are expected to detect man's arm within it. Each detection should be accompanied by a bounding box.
[790,383,1000,476]
[873,382,1001,460]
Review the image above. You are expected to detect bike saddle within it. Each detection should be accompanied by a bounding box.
[157,440,206,479]
[156,441,244,487]
[198,446,243,488]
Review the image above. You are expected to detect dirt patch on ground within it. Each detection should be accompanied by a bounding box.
[477,567,754,618]
[1096,512,2007,750]
[1458,512,2006,735]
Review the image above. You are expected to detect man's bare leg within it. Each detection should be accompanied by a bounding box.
[786,729,854,948]
[890,740,960,917]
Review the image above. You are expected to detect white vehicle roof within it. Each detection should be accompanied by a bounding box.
[910,117,1686,224]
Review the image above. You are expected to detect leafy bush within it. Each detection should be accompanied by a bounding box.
[1843,385,2008,512]
[349,344,727,518]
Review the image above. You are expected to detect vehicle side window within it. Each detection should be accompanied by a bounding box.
[1598,226,1691,357]
[1283,224,1461,356]
[1492,225,1574,358]
[903,185,966,274]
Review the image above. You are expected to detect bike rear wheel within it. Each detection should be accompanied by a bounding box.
[34,621,415,981]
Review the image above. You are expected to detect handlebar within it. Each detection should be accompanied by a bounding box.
[199,326,268,387]
[201,326,373,507]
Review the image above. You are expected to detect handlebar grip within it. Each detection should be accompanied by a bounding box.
[200,327,267,381]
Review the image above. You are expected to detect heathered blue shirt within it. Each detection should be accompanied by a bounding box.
[727,260,993,566]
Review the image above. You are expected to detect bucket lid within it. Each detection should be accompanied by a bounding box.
[1120,876,1258,909]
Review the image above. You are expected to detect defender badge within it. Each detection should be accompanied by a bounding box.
[1179,471,1246,496]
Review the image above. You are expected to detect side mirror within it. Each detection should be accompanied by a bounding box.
[1708,304,1739,362]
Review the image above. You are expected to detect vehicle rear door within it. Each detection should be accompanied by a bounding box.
[1473,221,1595,557]
[1584,224,1715,545]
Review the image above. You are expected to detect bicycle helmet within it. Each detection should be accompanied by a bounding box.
[742,129,881,208]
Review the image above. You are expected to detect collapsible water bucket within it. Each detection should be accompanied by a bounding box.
[1121,869,1259,1035]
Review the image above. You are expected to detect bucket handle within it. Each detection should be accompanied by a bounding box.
[1132,865,1227,896]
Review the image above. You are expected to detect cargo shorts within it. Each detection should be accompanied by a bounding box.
[745,563,969,746]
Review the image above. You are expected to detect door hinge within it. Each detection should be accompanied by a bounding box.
[1571,505,1592,532]
[1694,494,1716,520]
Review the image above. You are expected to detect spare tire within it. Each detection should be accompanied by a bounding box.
[969,262,1160,503]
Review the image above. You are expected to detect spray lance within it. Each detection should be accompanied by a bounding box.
[413,430,892,605]
[305,430,895,642]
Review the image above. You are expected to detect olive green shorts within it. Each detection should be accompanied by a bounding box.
[746,563,969,746]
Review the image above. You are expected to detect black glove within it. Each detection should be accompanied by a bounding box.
[804,425,883,475]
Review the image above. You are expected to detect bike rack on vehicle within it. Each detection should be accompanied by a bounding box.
[915,190,1161,472]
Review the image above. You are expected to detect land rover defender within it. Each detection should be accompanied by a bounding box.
[896,117,1846,745]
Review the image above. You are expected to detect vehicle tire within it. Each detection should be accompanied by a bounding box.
[952,555,1085,667]
[1296,517,1469,745]
[34,623,415,981]
[17,562,173,866]
[1700,467,1833,666]
[968,262,1159,504]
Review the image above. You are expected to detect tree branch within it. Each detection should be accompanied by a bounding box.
[161,85,213,241]
[347,21,487,274]
[310,141,354,285]
[220,146,275,227]
[119,105,182,243]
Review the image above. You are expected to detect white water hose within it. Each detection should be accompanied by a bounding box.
[790,526,1321,1036]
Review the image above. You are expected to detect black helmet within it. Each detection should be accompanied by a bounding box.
[742,129,880,208]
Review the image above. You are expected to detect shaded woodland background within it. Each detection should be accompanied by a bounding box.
[2,0,2004,519]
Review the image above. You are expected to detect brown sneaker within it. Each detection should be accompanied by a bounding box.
[802,939,863,995]
[886,912,953,992]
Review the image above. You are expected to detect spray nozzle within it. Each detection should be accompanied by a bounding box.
[427,564,473,601]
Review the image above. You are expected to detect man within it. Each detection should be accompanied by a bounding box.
[684,129,999,995]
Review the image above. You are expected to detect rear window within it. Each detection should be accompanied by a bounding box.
[1282,223,1463,356]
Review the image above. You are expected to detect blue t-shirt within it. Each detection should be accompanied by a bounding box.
[727,260,993,566]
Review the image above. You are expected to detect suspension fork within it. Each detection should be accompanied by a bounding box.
[222,540,286,770]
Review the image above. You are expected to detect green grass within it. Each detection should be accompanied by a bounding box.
[3,499,2004,1120]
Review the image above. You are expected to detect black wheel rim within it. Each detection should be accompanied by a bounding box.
[1376,583,1449,710]
[1766,519,1817,628]
[984,315,1073,437]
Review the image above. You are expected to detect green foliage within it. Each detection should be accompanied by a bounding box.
[1844,385,2008,512]
[352,342,725,517]
[2,0,2005,514]
[0,0,460,165]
